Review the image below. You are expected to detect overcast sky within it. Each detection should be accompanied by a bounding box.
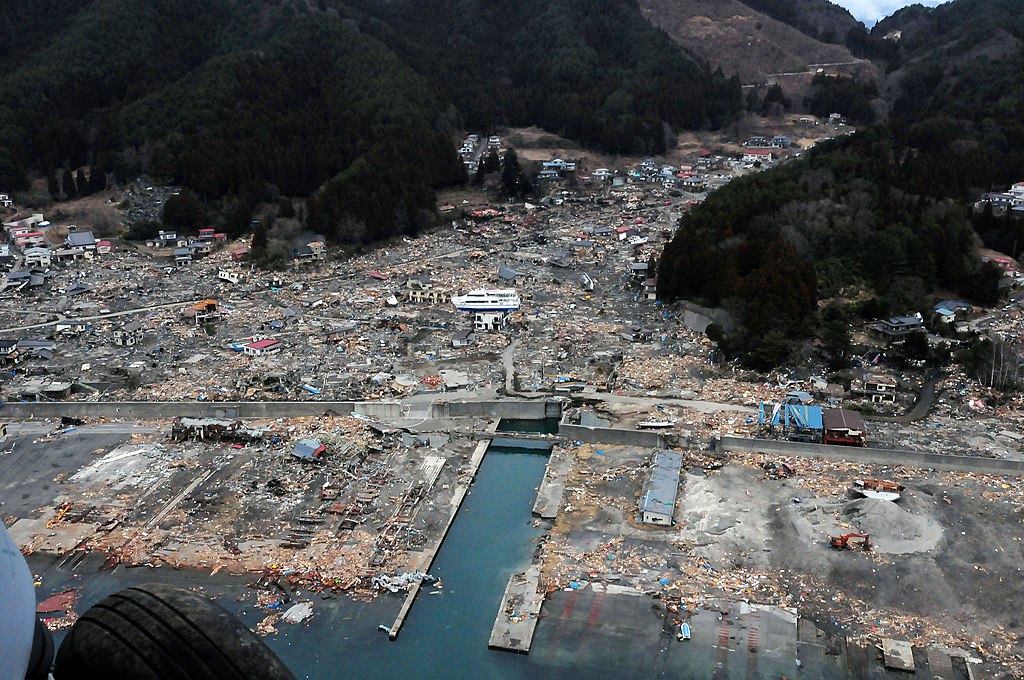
[832,0,946,26]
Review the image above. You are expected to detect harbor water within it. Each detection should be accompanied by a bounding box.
[30,418,820,678]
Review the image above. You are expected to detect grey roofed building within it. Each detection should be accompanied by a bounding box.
[498,266,527,281]
[868,313,923,337]
[66,282,92,296]
[933,300,971,313]
[639,450,683,525]
[16,340,57,350]
[65,230,96,249]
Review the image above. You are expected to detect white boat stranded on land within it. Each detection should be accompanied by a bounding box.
[450,289,521,312]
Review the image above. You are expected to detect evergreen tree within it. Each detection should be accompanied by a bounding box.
[482,148,500,173]
[278,197,295,218]
[47,166,59,197]
[251,218,269,253]
[225,197,252,238]
[89,164,106,193]
[500,148,526,198]
[61,168,77,200]
[0,150,28,191]
[75,168,90,196]
[162,189,204,229]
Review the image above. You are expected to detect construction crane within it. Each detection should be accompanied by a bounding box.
[828,533,871,551]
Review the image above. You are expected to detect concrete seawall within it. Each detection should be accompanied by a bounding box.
[558,422,669,447]
[558,413,689,448]
[431,400,562,420]
[719,436,1024,476]
[0,400,403,420]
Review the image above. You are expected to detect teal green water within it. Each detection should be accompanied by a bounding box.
[265,443,549,679]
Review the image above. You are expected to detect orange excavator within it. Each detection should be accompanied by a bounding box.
[829,533,871,551]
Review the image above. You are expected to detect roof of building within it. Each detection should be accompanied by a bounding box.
[66,231,96,247]
[498,266,527,281]
[66,283,92,296]
[246,339,279,350]
[822,408,865,432]
[639,450,683,519]
[934,300,971,312]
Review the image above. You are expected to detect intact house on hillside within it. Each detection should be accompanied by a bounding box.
[65,230,96,252]
[741,149,773,165]
[867,313,924,339]
[146,230,187,248]
[933,300,972,324]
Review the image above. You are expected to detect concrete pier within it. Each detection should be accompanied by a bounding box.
[532,441,571,519]
[387,422,497,640]
[487,565,543,653]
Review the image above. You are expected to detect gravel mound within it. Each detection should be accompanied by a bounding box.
[841,498,942,554]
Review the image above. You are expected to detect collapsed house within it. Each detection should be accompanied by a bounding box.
[170,417,266,442]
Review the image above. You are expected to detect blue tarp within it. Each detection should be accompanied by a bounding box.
[764,403,823,430]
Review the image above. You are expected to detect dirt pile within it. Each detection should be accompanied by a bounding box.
[840,498,942,554]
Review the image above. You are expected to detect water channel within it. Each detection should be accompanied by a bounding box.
[34,419,557,679]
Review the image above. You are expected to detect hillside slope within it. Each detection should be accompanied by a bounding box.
[635,0,872,83]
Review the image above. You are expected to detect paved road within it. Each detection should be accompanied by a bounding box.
[867,370,942,425]
[0,298,207,334]
[4,422,159,436]
[502,338,521,393]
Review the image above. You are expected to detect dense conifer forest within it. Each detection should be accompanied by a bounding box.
[0,0,742,243]
[658,0,1024,367]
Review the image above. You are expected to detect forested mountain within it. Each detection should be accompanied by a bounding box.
[658,0,1024,368]
[0,0,465,243]
[345,0,741,155]
[0,0,744,244]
